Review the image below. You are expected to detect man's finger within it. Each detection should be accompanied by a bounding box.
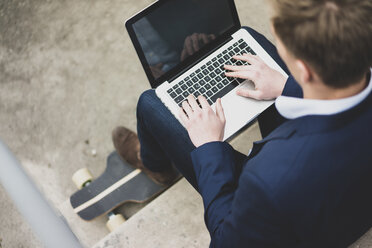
[198,95,210,109]
[178,107,189,125]
[208,34,216,40]
[224,71,241,78]
[184,36,193,55]
[187,95,200,111]
[200,33,209,44]
[190,34,199,52]
[236,88,263,100]
[224,64,250,72]
[233,54,258,64]
[182,100,194,116]
[225,71,254,80]
[181,48,187,61]
[215,98,226,123]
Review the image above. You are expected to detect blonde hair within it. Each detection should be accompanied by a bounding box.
[270,0,372,88]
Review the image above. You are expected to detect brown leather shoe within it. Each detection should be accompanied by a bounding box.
[112,126,180,186]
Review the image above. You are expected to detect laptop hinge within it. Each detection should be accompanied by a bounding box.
[168,36,234,83]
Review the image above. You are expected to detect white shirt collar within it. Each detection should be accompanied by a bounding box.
[275,69,372,119]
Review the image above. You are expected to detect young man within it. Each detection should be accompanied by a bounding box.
[113,0,372,247]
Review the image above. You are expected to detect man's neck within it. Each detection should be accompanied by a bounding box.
[303,72,370,100]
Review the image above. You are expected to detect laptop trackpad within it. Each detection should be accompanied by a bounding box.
[219,80,273,140]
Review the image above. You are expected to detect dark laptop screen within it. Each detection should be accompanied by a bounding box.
[128,0,238,86]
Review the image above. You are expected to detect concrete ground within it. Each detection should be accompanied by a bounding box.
[0,0,370,247]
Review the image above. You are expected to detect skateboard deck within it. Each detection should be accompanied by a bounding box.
[70,151,166,221]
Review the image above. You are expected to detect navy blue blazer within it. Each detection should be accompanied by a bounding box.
[191,76,372,247]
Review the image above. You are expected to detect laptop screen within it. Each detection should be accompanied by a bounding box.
[126,0,240,88]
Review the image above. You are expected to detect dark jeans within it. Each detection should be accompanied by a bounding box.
[136,27,289,190]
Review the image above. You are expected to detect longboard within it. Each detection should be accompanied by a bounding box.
[70,151,166,221]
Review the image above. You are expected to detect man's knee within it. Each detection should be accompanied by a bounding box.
[242,26,269,45]
[242,26,263,38]
[242,26,255,34]
[136,89,158,118]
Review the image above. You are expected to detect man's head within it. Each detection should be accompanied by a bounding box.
[268,0,372,89]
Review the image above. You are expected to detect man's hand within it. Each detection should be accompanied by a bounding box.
[224,54,288,100]
[179,95,225,148]
[181,33,216,61]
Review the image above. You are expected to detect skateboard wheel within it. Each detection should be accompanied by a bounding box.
[72,168,93,189]
[106,214,126,232]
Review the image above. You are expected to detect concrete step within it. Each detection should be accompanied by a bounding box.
[59,187,159,247]
[93,178,209,248]
[59,198,109,247]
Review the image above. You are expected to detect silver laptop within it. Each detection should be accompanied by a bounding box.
[126,0,287,140]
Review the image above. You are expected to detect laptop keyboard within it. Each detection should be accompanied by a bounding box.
[167,38,256,107]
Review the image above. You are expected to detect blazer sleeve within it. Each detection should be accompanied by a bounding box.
[191,141,240,231]
[191,141,290,247]
[257,75,303,137]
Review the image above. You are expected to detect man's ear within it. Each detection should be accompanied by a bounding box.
[295,60,314,84]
